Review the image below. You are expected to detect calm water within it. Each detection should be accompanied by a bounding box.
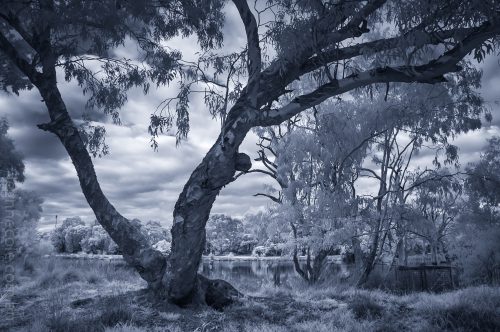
[199,259,354,291]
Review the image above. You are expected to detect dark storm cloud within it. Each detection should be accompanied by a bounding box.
[0,73,111,162]
[0,89,67,160]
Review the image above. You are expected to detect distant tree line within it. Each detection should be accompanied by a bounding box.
[50,218,171,256]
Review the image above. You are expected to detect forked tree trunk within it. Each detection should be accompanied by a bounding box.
[293,246,330,284]
[36,69,248,306]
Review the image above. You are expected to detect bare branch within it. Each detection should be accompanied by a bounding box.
[253,192,281,203]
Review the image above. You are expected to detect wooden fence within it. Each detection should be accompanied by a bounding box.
[394,265,456,292]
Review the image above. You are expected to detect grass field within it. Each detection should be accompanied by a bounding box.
[1,256,499,331]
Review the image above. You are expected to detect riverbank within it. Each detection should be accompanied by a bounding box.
[45,253,345,262]
[1,256,499,331]
[204,254,344,262]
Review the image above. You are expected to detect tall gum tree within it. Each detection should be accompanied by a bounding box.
[1,0,500,307]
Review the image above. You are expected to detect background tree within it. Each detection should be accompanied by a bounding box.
[452,137,500,284]
[406,170,462,265]
[0,118,24,188]
[255,71,485,284]
[204,214,258,255]
[0,190,43,262]
[0,120,41,271]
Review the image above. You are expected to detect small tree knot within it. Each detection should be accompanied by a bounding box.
[235,152,251,172]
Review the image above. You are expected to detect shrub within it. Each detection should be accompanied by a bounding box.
[51,219,121,254]
[51,217,86,253]
[251,244,285,257]
[50,218,170,255]
[453,225,500,285]
[64,224,90,253]
[81,225,117,254]
[233,234,258,255]
[252,246,267,257]
[348,294,384,319]
[152,239,171,256]
[50,228,66,253]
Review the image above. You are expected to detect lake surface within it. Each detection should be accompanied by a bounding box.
[199,258,355,291]
[47,254,356,291]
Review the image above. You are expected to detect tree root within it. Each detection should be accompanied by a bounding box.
[198,274,243,310]
[165,274,243,310]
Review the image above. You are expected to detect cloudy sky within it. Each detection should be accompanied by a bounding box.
[0,5,499,232]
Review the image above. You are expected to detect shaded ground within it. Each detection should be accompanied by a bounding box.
[1,257,499,331]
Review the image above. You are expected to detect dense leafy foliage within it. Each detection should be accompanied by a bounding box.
[51,217,170,255]
[204,214,258,255]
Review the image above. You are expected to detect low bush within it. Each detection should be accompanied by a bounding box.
[347,293,384,319]
[51,217,86,253]
[81,225,120,255]
[251,243,285,257]
[454,226,500,286]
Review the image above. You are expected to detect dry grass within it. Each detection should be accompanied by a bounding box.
[1,256,499,331]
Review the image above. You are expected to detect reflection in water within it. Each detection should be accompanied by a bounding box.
[199,259,354,291]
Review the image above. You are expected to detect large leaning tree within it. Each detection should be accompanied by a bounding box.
[1,0,499,307]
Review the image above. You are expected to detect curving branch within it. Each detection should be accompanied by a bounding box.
[298,27,477,80]
[232,0,261,106]
[254,20,500,127]
[255,0,387,105]
[253,192,281,204]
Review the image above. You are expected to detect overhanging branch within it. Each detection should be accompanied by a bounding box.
[254,20,500,127]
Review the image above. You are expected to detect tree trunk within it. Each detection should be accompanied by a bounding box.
[39,76,248,306]
[352,236,364,271]
[309,249,329,283]
[357,216,382,286]
[35,73,166,286]
[292,246,329,284]
[164,103,253,305]
[430,238,438,265]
